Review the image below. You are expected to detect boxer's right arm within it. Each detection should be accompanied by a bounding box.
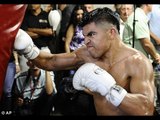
[14,29,85,71]
[14,29,40,60]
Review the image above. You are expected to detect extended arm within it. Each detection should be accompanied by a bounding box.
[14,29,84,71]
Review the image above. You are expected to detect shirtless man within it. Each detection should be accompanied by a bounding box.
[14,7,158,115]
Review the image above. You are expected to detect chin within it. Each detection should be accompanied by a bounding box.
[90,51,99,59]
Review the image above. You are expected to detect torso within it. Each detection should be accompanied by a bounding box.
[76,45,151,115]
[93,57,131,115]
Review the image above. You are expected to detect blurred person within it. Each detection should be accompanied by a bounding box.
[21,4,54,53]
[148,4,160,114]
[57,4,75,53]
[84,4,94,12]
[0,51,20,112]
[123,4,160,62]
[114,4,133,39]
[41,4,61,36]
[41,4,56,13]
[41,4,61,54]
[12,60,57,115]
[65,5,87,53]
[148,4,160,54]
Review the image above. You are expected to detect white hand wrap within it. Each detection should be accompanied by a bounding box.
[106,85,127,107]
[14,29,40,60]
[73,63,127,107]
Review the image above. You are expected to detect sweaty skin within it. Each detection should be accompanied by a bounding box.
[31,22,155,115]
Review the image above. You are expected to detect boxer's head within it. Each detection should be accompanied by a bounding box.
[79,7,120,34]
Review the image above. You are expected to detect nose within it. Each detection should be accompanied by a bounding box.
[84,36,90,45]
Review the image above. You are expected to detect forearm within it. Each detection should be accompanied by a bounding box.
[141,39,159,60]
[45,71,54,95]
[119,93,154,115]
[32,51,57,71]
[13,51,21,73]
[32,51,79,71]
[28,28,53,36]
[13,51,19,65]
[26,31,39,39]
[150,31,160,45]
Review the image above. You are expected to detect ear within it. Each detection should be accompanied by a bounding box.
[108,27,116,39]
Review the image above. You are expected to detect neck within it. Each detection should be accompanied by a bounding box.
[104,38,124,68]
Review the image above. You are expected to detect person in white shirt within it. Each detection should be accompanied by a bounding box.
[114,4,133,39]
[148,4,160,54]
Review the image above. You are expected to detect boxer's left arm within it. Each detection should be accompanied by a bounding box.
[73,63,127,107]
[73,62,155,115]
[117,60,155,115]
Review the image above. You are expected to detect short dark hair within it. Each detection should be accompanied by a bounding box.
[79,7,120,33]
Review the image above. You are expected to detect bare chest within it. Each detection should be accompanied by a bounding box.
[97,61,131,92]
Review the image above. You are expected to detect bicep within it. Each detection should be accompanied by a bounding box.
[130,63,155,102]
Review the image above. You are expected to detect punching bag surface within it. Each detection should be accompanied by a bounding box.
[0,4,27,99]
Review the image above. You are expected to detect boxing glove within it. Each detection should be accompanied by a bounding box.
[73,63,127,107]
[14,29,40,60]
[48,10,61,31]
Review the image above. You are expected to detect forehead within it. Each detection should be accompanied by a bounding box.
[84,4,93,8]
[83,22,101,33]
[120,4,133,9]
[76,9,84,14]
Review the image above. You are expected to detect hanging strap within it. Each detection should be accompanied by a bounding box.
[30,71,41,100]
[20,70,31,97]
